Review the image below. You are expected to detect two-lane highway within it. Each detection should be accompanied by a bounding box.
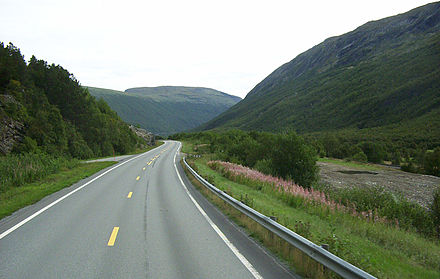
[0,141,298,278]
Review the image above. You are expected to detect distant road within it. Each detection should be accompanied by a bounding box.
[0,141,297,278]
[85,154,133,163]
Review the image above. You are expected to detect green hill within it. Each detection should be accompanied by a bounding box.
[0,43,141,158]
[198,2,440,150]
[87,86,241,136]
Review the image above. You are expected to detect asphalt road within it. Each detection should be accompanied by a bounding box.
[0,141,298,278]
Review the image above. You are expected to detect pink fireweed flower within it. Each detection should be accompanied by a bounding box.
[207,160,389,224]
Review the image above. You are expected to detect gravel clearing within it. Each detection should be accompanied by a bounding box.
[318,161,440,209]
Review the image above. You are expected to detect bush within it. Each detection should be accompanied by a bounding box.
[351,151,368,162]
[329,185,436,237]
[432,186,440,238]
[358,142,386,163]
[424,148,440,176]
[254,159,273,175]
[270,132,318,188]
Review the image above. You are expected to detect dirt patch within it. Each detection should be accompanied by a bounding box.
[318,161,440,208]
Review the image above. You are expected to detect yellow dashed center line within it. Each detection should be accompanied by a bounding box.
[107,227,119,246]
[136,176,140,181]
[127,192,133,198]
[142,167,146,171]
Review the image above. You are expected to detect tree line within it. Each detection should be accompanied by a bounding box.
[0,42,142,159]
[171,130,318,188]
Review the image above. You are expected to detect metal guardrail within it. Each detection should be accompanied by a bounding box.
[183,157,376,279]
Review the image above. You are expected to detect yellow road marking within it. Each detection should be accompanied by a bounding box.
[142,167,146,170]
[136,176,140,181]
[107,227,119,246]
[127,192,133,198]
[147,161,152,165]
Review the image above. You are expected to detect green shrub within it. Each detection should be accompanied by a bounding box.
[270,132,318,188]
[358,142,386,163]
[254,159,273,175]
[328,185,436,237]
[432,186,440,238]
[351,151,368,162]
[424,148,440,176]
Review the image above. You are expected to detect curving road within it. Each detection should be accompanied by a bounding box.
[0,141,298,278]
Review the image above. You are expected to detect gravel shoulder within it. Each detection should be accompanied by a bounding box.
[318,160,440,208]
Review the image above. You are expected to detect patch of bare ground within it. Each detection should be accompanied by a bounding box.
[318,161,440,208]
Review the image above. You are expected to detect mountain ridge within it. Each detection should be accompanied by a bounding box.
[198,2,440,137]
[87,85,241,136]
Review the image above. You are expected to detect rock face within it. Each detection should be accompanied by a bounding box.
[0,117,23,154]
[129,125,155,146]
[0,95,23,154]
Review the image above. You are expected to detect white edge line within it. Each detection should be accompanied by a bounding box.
[0,145,163,240]
[173,141,263,279]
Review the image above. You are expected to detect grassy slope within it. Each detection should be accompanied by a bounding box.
[200,32,440,133]
[87,86,241,136]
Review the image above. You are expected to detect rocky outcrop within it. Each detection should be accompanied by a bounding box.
[129,125,155,146]
[0,95,24,154]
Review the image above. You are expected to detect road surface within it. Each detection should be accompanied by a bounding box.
[0,141,298,278]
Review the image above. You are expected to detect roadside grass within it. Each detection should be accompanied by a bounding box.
[0,161,115,220]
[318,157,388,171]
[181,140,196,154]
[188,155,440,278]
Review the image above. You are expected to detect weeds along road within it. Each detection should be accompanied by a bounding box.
[0,141,297,279]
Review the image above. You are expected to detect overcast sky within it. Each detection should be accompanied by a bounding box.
[0,0,434,98]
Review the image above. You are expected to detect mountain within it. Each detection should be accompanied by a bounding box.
[198,2,440,140]
[0,43,141,158]
[87,86,241,136]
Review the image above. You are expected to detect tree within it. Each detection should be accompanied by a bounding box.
[270,132,318,188]
[424,148,440,176]
[431,186,440,238]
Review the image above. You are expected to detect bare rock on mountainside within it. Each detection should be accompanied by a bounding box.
[129,125,155,146]
[0,95,23,154]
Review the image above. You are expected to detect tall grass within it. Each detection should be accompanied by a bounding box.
[0,152,79,192]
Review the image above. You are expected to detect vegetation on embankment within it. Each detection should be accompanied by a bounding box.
[0,159,115,220]
[185,156,440,278]
[1,42,144,159]
[178,133,440,278]
[173,130,318,188]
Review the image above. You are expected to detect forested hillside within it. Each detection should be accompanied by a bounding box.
[198,3,440,149]
[0,43,141,159]
[87,86,241,136]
